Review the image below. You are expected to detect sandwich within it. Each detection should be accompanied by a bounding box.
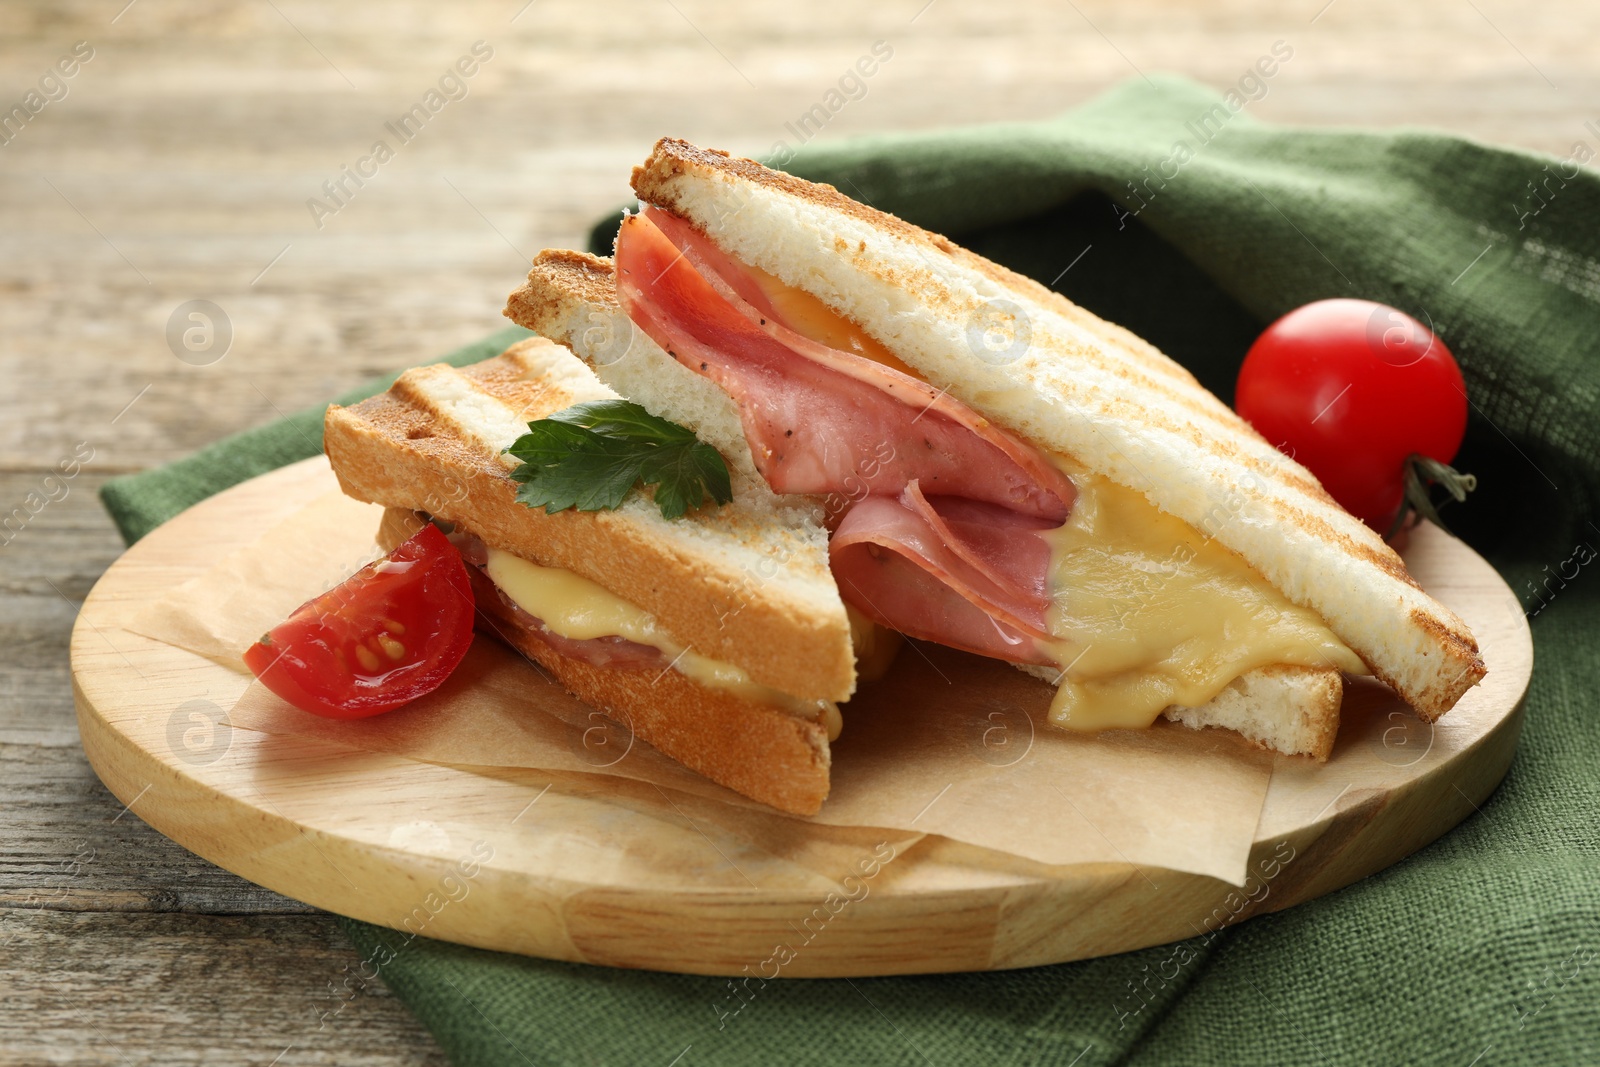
[499,137,1485,769]
[324,338,889,814]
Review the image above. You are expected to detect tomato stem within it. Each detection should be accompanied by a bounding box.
[1389,454,1478,538]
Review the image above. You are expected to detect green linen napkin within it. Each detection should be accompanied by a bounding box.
[101,75,1600,1065]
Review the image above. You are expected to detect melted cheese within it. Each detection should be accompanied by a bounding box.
[846,604,903,683]
[722,268,1366,735]
[483,548,843,740]
[1040,464,1366,731]
[743,262,923,378]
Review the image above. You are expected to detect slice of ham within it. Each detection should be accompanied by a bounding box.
[615,211,1073,523]
[830,487,1058,665]
[614,208,1076,669]
[900,485,1056,632]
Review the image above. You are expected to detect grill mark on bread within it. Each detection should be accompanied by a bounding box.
[328,339,856,703]
[1265,498,1421,588]
[1067,391,1333,503]
[827,257,1311,470]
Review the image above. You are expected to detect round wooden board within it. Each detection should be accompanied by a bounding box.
[73,457,1531,977]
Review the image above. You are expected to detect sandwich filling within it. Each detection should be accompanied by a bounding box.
[436,519,844,738]
[615,208,1365,730]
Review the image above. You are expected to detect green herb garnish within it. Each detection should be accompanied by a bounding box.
[504,400,733,520]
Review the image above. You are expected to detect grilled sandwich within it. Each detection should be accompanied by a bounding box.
[324,338,877,814]
[504,137,1486,764]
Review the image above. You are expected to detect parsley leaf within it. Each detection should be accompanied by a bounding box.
[504,400,733,520]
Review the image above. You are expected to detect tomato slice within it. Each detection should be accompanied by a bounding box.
[243,524,475,718]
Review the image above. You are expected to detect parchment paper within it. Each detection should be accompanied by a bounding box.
[127,490,1275,885]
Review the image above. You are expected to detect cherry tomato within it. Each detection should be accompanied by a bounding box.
[242,524,475,718]
[1235,298,1470,533]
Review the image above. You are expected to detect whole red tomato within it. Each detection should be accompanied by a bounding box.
[1235,298,1474,533]
[243,524,475,718]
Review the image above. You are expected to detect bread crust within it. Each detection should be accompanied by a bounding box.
[622,137,1484,719]
[376,508,830,815]
[324,338,855,703]
[1164,664,1344,760]
[507,248,619,325]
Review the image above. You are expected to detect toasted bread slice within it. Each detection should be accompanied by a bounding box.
[324,338,856,705]
[511,251,1352,759]
[517,138,1483,719]
[507,249,761,477]
[1165,665,1345,759]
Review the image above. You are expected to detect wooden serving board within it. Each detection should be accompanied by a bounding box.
[72,458,1532,977]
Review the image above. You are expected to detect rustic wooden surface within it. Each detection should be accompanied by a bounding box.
[73,456,1531,978]
[1,0,1590,1061]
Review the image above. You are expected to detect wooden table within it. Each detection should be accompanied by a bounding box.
[1,1,1590,1062]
